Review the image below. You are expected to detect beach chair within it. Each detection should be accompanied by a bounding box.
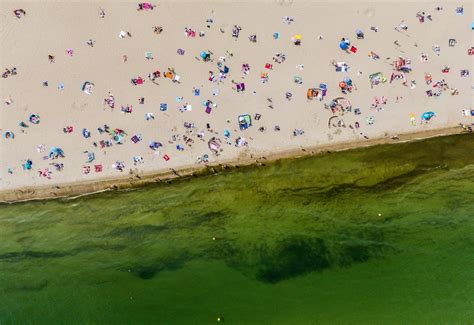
[307,88,319,100]
[319,83,328,96]
[238,114,252,130]
[86,152,95,163]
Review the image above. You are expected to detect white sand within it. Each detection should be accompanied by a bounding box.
[1,1,472,193]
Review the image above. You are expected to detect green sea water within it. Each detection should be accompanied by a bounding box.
[1,134,473,324]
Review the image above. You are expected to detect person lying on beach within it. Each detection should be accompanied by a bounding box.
[2,67,17,78]
[13,9,26,19]
[98,8,105,18]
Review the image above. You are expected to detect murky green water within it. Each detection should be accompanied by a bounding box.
[1,134,473,324]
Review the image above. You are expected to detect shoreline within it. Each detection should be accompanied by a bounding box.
[0,126,466,204]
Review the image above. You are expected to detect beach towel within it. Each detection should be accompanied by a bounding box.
[131,134,142,143]
[236,83,245,92]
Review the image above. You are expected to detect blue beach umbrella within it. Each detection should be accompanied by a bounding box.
[421,111,435,121]
[339,41,349,50]
[200,51,210,61]
[49,147,65,159]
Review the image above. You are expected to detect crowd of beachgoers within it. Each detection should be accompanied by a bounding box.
[1,1,472,192]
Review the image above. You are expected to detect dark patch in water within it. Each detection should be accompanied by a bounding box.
[277,165,444,204]
[0,250,69,261]
[128,255,187,280]
[336,227,395,266]
[256,236,330,283]
[16,236,32,243]
[0,244,127,263]
[339,244,371,264]
[364,166,443,192]
[19,279,49,291]
[108,224,169,239]
[181,210,228,227]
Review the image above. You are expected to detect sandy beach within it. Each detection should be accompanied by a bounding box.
[1,1,472,201]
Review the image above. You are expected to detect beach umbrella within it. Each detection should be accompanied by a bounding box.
[339,81,346,89]
[23,159,32,170]
[49,147,65,158]
[421,111,435,121]
[29,114,40,124]
[4,131,14,139]
[200,51,209,60]
[339,41,349,50]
